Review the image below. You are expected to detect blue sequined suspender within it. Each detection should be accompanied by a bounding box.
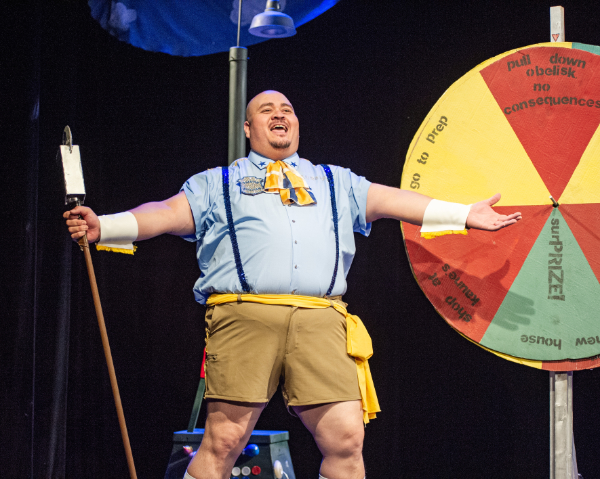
[221,167,252,293]
[320,164,339,297]
[221,164,340,297]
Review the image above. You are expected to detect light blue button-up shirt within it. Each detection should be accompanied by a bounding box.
[181,150,372,304]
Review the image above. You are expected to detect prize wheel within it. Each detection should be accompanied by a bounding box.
[401,42,600,371]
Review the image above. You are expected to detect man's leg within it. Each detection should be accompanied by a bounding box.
[293,400,365,479]
[186,399,265,479]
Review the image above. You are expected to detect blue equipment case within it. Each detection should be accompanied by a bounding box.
[164,428,296,479]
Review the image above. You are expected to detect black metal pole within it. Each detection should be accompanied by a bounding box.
[228,46,248,165]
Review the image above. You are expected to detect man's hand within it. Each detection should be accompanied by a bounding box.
[63,206,101,243]
[466,193,521,231]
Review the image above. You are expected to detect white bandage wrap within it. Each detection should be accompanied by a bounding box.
[97,212,138,252]
[184,471,197,479]
[421,199,471,234]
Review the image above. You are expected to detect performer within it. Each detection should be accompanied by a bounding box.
[64,91,521,479]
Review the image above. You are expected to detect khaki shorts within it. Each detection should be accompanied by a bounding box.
[204,298,361,407]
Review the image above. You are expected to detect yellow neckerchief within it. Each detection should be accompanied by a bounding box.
[206,293,381,424]
[264,160,316,206]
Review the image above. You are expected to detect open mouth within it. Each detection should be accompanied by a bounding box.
[270,124,288,133]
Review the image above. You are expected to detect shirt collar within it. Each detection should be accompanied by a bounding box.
[248,150,300,170]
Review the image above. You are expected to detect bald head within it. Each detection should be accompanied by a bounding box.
[243,90,299,161]
[246,90,293,123]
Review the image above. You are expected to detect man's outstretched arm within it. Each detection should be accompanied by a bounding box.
[63,191,195,242]
[365,183,522,230]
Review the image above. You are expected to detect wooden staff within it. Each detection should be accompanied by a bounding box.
[61,126,137,478]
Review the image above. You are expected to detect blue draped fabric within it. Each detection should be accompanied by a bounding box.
[89,0,340,56]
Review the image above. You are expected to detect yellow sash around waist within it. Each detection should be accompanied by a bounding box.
[207,293,381,424]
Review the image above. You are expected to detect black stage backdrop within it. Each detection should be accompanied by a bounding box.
[2,1,600,478]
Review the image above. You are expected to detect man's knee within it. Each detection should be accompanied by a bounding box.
[322,423,364,459]
[296,400,365,460]
[336,426,364,457]
[202,422,250,458]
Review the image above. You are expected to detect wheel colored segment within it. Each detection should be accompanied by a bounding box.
[401,73,551,206]
[402,42,600,370]
[560,204,600,282]
[480,46,600,200]
[573,42,600,55]
[542,356,600,371]
[480,208,600,360]
[560,125,600,204]
[403,205,550,342]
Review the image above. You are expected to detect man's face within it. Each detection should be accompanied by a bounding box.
[244,91,299,160]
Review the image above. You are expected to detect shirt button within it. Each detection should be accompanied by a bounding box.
[294,240,297,244]
[292,220,296,223]
[294,265,298,269]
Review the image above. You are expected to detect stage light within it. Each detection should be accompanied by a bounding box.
[249,0,296,38]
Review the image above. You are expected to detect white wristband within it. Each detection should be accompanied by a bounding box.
[421,199,471,233]
[98,212,138,251]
